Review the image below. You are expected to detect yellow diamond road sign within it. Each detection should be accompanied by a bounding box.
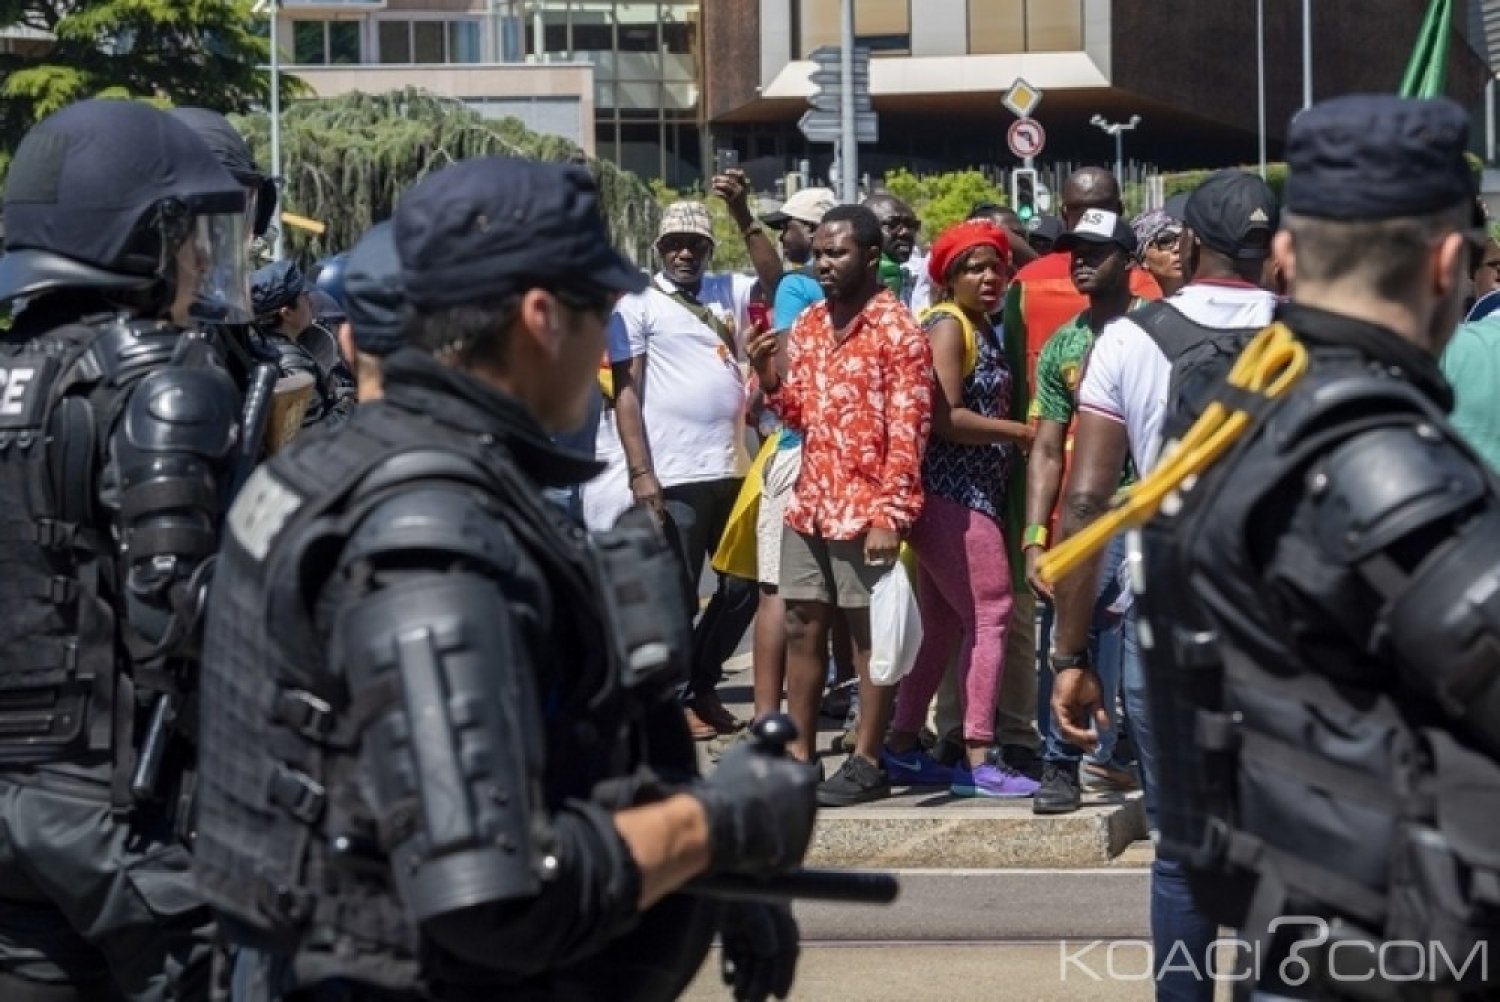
[1003,79,1043,119]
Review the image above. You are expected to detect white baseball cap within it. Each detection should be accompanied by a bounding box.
[763,187,838,228]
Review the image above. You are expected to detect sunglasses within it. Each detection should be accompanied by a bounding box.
[880,216,921,233]
[1149,230,1182,250]
[658,235,713,255]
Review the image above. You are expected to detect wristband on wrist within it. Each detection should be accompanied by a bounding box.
[1023,523,1049,549]
[1050,649,1092,671]
[741,222,766,238]
[628,467,653,482]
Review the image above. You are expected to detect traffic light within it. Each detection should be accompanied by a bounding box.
[1011,168,1038,223]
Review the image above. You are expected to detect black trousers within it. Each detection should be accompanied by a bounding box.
[0,777,215,1001]
[661,477,757,702]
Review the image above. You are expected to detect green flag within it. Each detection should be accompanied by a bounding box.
[1399,0,1453,98]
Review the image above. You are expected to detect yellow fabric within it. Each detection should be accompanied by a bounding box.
[919,303,978,378]
[710,432,780,579]
[1036,322,1309,586]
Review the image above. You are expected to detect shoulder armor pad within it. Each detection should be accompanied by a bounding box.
[344,485,519,577]
[1264,368,1434,453]
[1312,422,1488,562]
[357,448,495,499]
[87,317,182,386]
[121,365,239,460]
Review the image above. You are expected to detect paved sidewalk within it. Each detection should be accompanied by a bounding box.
[699,654,1148,869]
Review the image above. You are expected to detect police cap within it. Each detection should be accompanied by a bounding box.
[342,222,406,357]
[393,157,646,311]
[0,100,243,297]
[251,258,306,318]
[1286,95,1476,221]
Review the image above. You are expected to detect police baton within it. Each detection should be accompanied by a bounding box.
[686,715,900,907]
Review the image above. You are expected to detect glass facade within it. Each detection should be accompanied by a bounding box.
[525,2,702,186]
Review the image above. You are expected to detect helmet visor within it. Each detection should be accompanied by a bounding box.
[181,211,253,324]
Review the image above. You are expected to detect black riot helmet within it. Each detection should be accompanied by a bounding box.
[0,99,249,323]
[169,106,279,238]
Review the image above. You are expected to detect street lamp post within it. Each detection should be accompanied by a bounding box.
[269,0,283,261]
[1090,114,1141,183]
[1302,0,1314,110]
[1257,0,1267,178]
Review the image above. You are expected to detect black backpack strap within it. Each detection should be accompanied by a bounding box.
[1131,300,1221,361]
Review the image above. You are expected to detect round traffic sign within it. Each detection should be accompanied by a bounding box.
[1007,118,1046,160]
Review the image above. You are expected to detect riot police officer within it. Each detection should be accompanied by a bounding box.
[0,99,248,1000]
[195,156,818,1002]
[250,258,356,429]
[1050,96,1500,997]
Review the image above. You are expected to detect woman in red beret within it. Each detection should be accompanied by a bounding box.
[882,221,1039,798]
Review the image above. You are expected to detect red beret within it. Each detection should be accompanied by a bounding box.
[927,220,1013,287]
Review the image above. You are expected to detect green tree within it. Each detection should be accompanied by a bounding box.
[231,89,661,265]
[0,0,280,174]
[649,178,752,274]
[881,168,1009,241]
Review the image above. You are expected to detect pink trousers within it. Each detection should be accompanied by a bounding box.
[892,493,1013,744]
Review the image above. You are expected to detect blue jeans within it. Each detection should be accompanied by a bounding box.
[1119,610,1217,1002]
[1036,536,1125,765]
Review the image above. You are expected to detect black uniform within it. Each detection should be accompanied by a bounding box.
[195,157,817,1002]
[251,260,357,431]
[1135,97,1500,998]
[0,100,249,1000]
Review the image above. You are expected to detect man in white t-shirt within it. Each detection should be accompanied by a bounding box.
[609,188,785,738]
[1049,170,1280,1001]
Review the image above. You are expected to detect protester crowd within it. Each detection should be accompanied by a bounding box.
[571,162,1219,813]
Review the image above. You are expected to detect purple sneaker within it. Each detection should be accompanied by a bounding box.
[880,746,955,787]
[951,762,1041,798]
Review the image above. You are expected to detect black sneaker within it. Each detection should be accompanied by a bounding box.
[998,744,1044,782]
[930,728,966,768]
[817,755,892,807]
[1032,761,1083,815]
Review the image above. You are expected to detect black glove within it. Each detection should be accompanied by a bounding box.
[720,902,800,1002]
[693,741,818,876]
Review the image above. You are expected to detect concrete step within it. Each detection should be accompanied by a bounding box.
[703,667,1150,870]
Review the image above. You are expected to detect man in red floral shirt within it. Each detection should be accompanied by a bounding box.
[747,204,934,805]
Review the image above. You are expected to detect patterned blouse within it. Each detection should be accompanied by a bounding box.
[921,310,1013,522]
[765,289,934,539]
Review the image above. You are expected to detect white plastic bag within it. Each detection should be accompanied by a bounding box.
[869,558,923,686]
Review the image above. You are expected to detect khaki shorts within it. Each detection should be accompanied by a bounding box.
[756,444,802,587]
[779,528,887,609]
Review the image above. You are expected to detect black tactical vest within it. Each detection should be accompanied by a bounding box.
[0,316,188,784]
[1136,345,1500,994]
[195,401,649,993]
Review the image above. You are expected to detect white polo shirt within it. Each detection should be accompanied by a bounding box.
[607,272,755,487]
[1079,282,1278,474]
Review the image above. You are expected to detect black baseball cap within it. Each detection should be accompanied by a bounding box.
[394,156,647,311]
[1183,170,1279,261]
[251,258,306,318]
[343,221,406,357]
[1056,208,1139,255]
[1285,95,1475,221]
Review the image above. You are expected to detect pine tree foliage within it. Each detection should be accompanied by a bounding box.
[231,89,662,266]
[0,0,275,173]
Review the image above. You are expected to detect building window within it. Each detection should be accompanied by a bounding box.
[798,0,911,57]
[661,20,693,54]
[376,18,481,64]
[1026,0,1082,51]
[291,20,361,65]
[968,0,1081,54]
